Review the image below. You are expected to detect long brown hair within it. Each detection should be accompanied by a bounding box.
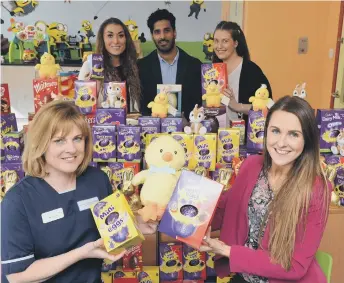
[262,96,329,270]
[96,18,141,108]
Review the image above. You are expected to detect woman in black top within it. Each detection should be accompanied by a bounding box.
[212,21,272,125]
[78,18,141,113]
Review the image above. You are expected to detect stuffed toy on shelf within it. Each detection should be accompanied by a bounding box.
[147,92,169,118]
[35,52,60,79]
[184,104,207,135]
[131,135,186,222]
[249,84,273,117]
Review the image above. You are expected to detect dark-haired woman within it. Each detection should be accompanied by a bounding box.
[213,21,272,126]
[78,18,141,112]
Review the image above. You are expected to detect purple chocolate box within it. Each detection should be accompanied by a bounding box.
[91,54,104,79]
[206,252,217,277]
[92,126,116,162]
[96,108,126,126]
[316,109,344,153]
[1,162,25,180]
[4,131,24,163]
[117,125,141,163]
[182,244,206,280]
[1,162,25,195]
[138,117,161,150]
[159,243,183,281]
[335,165,344,206]
[161,117,183,133]
[1,113,18,137]
[247,110,265,151]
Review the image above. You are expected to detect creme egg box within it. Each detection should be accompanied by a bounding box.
[3,130,24,163]
[182,244,206,280]
[74,80,97,115]
[159,242,183,281]
[217,128,240,164]
[246,110,265,151]
[158,170,223,249]
[90,191,144,255]
[91,54,104,79]
[92,126,116,162]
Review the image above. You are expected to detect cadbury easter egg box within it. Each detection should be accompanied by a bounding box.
[158,170,223,249]
[91,191,145,255]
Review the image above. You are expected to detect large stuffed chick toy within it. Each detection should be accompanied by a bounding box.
[131,135,186,222]
[35,52,60,79]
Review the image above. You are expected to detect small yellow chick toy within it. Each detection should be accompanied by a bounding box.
[131,135,186,222]
[35,52,61,79]
[147,92,169,118]
[249,84,272,117]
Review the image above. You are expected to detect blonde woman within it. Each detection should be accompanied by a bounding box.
[1,101,126,282]
[200,96,330,283]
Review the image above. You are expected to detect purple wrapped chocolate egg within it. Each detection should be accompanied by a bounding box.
[99,139,110,147]
[105,212,119,225]
[189,259,200,266]
[124,140,134,148]
[255,131,264,139]
[114,271,125,278]
[94,63,102,69]
[223,143,233,150]
[6,145,16,150]
[110,226,129,242]
[172,220,196,238]
[138,272,149,282]
[180,205,198,217]
[92,201,107,217]
[101,262,112,272]
[205,117,219,133]
[330,130,340,138]
[222,155,233,163]
[166,260,177,267]
[199,149,210,156]
[81,94,91,101]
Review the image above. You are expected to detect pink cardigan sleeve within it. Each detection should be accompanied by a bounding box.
[229,182,330,280]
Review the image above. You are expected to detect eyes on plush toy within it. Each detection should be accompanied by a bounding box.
[131,135,186,222]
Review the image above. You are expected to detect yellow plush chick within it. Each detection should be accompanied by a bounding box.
[147,92,169,118]
[35,52,60,79]
[202,81,223,107]
[248,84,271,117]
[131,135,186,222]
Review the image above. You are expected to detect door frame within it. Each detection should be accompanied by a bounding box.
[330,1,344,108]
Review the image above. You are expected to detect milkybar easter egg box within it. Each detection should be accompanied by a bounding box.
[91,191,145,255]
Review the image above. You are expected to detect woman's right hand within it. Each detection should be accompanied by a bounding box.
[80,238,126,262]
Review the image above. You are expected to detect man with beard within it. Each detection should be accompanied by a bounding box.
[138,9,202,119]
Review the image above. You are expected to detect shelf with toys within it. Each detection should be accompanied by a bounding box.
[1,55,344,283]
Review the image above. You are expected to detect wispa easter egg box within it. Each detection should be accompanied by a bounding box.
[182,244,206,280]
[92,126,116,162]
[90,191,145,255]
[159,243,183,281]
[316,109,344,153]
[158,170,223,249]
[117,125,142,163]
[246,110,265,151]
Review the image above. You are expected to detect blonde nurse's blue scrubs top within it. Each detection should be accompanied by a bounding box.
[1,167,112,283]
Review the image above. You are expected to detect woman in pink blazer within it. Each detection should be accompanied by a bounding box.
[200,96,331,283]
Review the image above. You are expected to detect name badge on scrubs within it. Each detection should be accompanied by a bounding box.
[41,208,64,224]
[77,197,99,211]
